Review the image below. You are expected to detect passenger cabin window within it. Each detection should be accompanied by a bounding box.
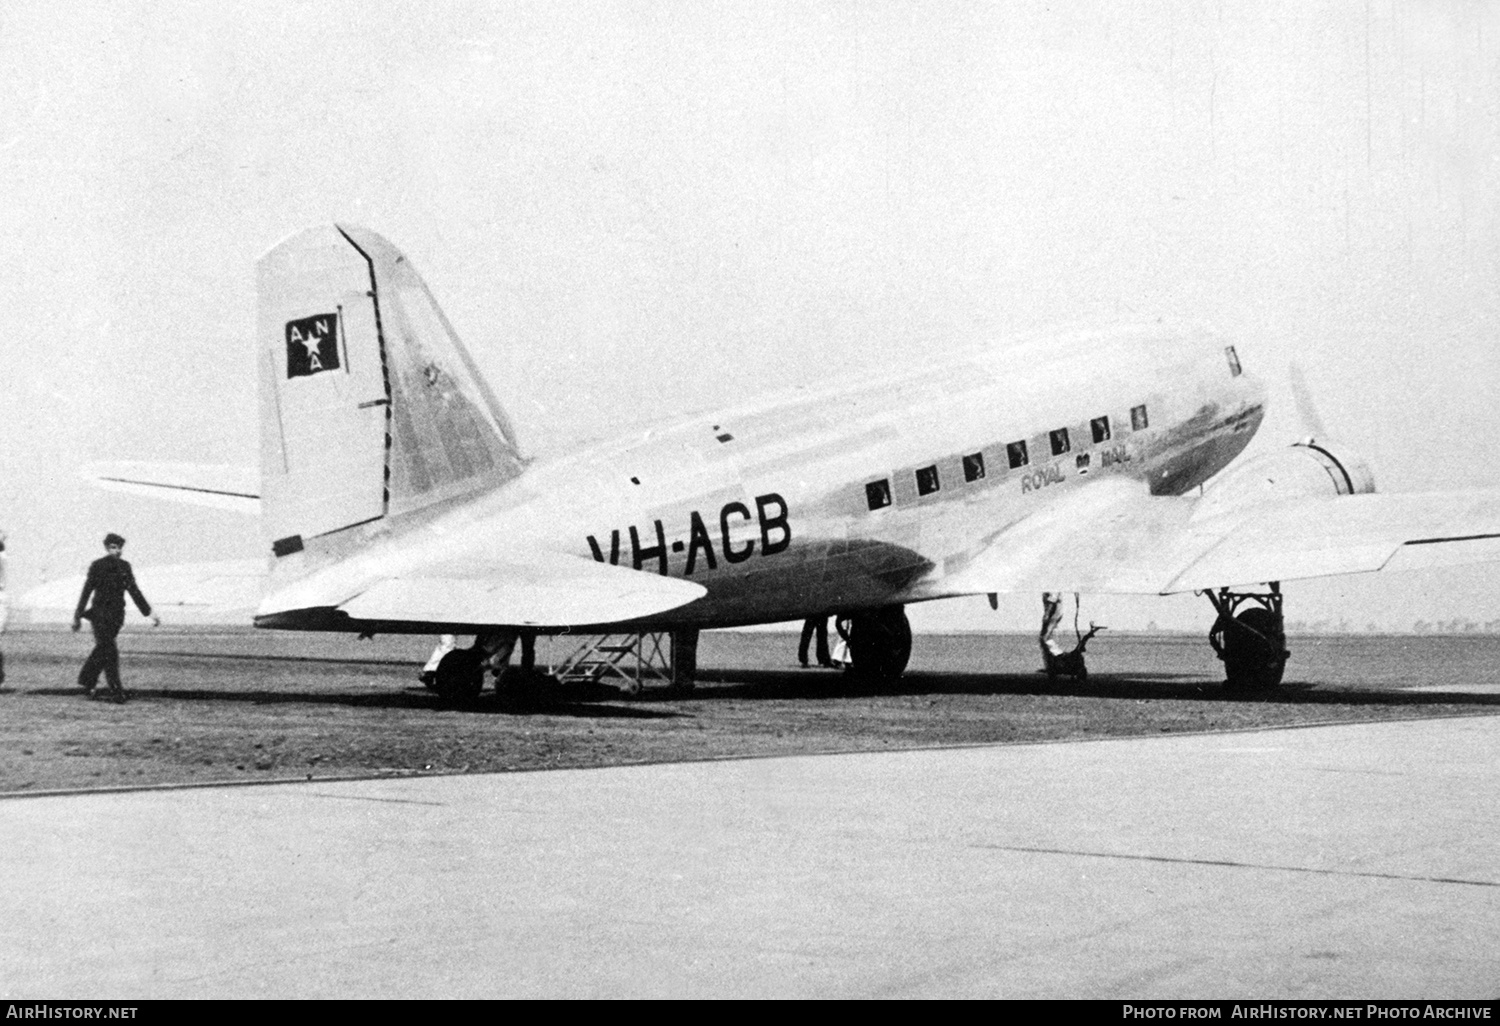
[916,465,940,496]
[866,479,892,510]
[1131,404,1149,431]
[962,452,985,482]
[1225,346,1242,377]
[1091,416,1111,444]
[1049,428,1071,456]
[1006,440,1029,469]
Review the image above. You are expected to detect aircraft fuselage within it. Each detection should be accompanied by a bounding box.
[325,324,1266,632]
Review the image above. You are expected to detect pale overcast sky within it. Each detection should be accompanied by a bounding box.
[1,1,1495,630]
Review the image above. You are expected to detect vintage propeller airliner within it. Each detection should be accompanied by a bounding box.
[82,224,1500,702]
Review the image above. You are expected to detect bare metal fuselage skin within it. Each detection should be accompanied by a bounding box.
[257,325,1265,634]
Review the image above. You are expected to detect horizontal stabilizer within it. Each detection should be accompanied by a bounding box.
[14,559,265,626]
[262,550,707,630]
[82,461,260,516]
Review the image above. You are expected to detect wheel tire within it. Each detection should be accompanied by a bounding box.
[1222,606,1288,690]
[433,648,486,705]
[495,666,553,708]
[848,606,912,682]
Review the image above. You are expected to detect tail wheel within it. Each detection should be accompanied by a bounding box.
[433,648,486,705]
[1221,606,1288,690]
[847,606,912,681]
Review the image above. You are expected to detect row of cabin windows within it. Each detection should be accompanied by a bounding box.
[864,403,1150,511]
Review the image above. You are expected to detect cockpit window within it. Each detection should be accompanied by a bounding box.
[1225,346,1242,377]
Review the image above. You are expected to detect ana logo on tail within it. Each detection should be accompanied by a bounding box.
[286,314,341,378]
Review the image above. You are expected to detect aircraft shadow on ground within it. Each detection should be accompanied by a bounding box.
[653,668,1500,709]
[21,667,1499,715]
[23,685,684,719]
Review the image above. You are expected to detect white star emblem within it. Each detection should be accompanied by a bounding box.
[300,320,329,357]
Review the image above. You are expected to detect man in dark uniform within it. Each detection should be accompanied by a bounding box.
[72,533,158,703]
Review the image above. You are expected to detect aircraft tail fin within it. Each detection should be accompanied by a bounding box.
[257,225,525,576]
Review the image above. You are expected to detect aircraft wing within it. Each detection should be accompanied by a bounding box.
[263,550,708,629]
[82,461,260,516]
[917,478,1500,597]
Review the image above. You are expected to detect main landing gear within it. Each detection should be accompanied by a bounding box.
[842,606,912,682]
[430,645,485,703]
[1206,583,1289,690]
[429,631,544,705]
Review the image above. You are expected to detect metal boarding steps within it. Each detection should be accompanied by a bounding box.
[549,632,676,694]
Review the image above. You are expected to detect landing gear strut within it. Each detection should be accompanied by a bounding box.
[1206,583,1289,690]
[845,606,912,681]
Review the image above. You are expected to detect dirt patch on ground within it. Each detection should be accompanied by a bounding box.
[2,628,1497,793]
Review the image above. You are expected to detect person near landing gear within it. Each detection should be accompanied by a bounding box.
[72,533,159,703]
[482,631,537,676]
[418,634,458,689]
[1038,592,1104,683]
[798,616,836,668]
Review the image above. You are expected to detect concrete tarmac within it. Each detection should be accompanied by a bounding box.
[2,716,1497,999]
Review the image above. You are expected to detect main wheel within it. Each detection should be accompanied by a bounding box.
[1221,606,1288,690]
[847,606,912,682]
[495,666,556,708]
[433,648,486,704]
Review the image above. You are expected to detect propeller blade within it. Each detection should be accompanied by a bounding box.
[1288,362,1330,442]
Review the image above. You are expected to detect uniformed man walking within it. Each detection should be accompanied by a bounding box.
[72,533,158,702]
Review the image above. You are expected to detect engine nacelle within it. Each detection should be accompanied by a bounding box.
[1194,440,1375,521]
